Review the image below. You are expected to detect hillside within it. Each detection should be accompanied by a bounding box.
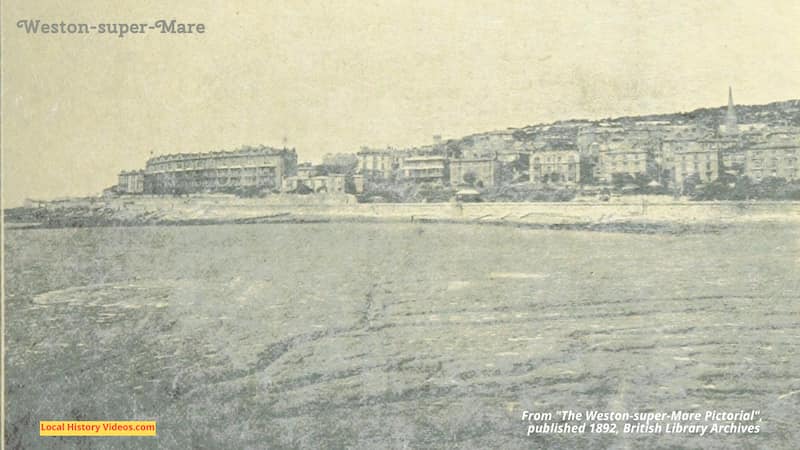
[607,99,800,127]
[497,99,800,142]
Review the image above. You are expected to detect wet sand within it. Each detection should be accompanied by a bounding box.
[4,222,799,448]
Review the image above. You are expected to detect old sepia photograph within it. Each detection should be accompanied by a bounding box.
[2,1,799,448]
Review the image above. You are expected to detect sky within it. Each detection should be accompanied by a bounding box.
[2,0,799,206]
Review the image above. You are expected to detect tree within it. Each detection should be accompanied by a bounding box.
[295,183,313,195]
[611,172,634,191]
[497,161,518,185]
[730,176,753,200]
[633,173,652,189]
[321,153,358,175]
[462,171,478,186]
[695,180,729,200]
[658,168,673,188]
[682,173,702,196]
[753,176,787,199]
[344,178,357,194]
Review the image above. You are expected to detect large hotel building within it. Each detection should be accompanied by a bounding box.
[118,146,297,194]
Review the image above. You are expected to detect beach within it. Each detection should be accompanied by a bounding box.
[4,221,799,448]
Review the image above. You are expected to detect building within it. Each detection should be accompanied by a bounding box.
[356,148,404,180]
[401,155,448,183]
[710,139,745,174]
[744,136,800,182]
[143,146,297,195]
[117,170,144,194]
[449,158,499,187]
[296,162,319,178]
[530,148,581,184]
[282,173,352,194]
[666,140,722,188]
[577,125,625,154]
[283,173,363,194]
[596,141,654,183]
[282,176,311,193]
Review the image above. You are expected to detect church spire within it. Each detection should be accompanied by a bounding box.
[723,86,738,135]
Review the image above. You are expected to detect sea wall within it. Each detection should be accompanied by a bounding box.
[16,194,799,228]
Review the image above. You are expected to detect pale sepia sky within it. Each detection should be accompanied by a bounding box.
[2,0,799,206]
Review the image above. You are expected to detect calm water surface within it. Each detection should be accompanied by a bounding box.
[5,222,800,449]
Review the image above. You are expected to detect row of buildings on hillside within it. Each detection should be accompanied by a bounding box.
[116,89,800,197]
[356,88,800,191]
[356,132,524,188]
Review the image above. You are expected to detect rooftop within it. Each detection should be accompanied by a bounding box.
[147,146,294,163]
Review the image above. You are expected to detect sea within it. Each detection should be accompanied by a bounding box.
[4,222,800,449]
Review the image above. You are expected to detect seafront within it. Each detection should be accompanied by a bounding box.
[6,195,799,231]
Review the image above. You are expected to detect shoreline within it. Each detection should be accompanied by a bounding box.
[1,215,733,235]
[5,196,799,234]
